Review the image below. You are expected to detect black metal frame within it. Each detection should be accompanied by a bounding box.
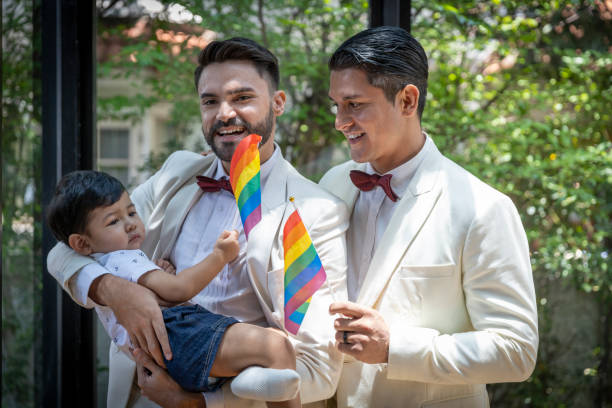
[369,0,412,32]
[41,1,97,406]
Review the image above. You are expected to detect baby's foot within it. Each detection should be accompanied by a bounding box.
[231,366,300,401]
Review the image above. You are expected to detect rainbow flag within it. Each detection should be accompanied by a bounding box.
[283,203,327,335]
[229,134,262,239]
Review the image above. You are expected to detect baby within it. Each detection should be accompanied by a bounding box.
[46,170,301,407]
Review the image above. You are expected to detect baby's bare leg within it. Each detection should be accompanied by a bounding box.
[211,323,295,375]
[211,323,301,407]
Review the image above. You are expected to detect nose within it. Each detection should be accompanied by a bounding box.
[217,101,236,122]
[335,108,352,131]
[126,219,136,232]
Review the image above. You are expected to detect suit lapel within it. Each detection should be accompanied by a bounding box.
[357,146,444,307]
[156,156,216,259]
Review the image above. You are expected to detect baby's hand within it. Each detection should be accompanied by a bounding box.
[214,230,240,264]
[155,259,176,275]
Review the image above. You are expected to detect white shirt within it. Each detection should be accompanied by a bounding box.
[91,250,160,353]
[347,134,433,301]
[170,147,280,325]
[72,147,281,327]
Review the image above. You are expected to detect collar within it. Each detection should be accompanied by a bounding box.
[365,132,433,198]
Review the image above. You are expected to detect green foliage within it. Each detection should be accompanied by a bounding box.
[413,1,611,405]
[2,1,42,407]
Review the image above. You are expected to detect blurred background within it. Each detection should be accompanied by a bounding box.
[2,0,611,406]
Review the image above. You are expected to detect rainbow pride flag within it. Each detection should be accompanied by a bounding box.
[229,134,262,239]
[283,202,327,335]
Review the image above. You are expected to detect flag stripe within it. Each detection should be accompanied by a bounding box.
[229,135,258,186]
[284,233,312,269]
[283,210,304,239]
[284,267,326,317]
[229,134,262,241]
[242,205,262,237]
[284,245,318,284]
[284,220,307,251]
[284,319,300,334]
[237,182,260,213]
[285,258,322,299]
[233,155,260,198]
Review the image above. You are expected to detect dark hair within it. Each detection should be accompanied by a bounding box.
[329,26,429,119]
[46,170,125,244]
[194,37,279,93]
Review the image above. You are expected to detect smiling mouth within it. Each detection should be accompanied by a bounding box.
[216,126,247,139]
[346,133,365,143]
[128,234,140,243]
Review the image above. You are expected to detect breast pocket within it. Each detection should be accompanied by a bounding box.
[398,264,456,279]
[387,264,458,324]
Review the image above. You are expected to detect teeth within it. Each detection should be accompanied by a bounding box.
[347,133,363,140]
[218,127,245,135]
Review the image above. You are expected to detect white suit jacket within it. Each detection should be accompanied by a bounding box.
[319,139,538,408]
[48,150,349,408]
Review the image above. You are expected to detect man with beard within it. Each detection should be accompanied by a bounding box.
[46,37,349,408]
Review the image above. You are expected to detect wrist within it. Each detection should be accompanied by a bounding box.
[211,248,229,265]
[88,273,113,306]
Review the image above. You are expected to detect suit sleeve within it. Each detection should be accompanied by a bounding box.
[387,194,539,384]
[46,242,102,307]
[218,197,350,407]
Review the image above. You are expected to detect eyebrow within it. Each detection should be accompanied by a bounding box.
[102,210,119,222]
[200,87,256,99]
[328,94,363,102]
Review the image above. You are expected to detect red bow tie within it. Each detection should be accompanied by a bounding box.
[349,170,399,202]
[196,175,233,194]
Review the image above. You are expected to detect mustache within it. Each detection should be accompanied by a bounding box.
[208,117,249,135]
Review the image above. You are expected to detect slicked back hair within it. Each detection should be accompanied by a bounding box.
[329,26,429,119]
[46,170,125,245]
[194,37,280,94]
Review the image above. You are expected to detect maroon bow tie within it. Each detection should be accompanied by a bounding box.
[196,175,233,194]
[349,170,399,202]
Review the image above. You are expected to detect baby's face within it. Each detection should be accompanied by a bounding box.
[84,191,146,253]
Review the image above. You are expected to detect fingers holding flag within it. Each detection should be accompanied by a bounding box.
[329,301,390,364]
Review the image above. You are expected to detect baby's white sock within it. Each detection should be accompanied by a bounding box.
[230,366,300,401]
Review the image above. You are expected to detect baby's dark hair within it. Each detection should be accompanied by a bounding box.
[46,170,126,244]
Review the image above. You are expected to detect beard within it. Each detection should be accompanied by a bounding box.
[203,106,275,162]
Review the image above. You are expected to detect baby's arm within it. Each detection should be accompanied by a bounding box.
[138,230,239,303]
[155,259,176,275]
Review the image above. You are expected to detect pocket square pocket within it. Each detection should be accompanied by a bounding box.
[399,264,456,278]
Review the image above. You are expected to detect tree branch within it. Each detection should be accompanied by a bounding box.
[257,0,269,48]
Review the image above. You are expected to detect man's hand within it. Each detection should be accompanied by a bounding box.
[133,348,205,408]
[329,301,390,364]
[89,274,172,366]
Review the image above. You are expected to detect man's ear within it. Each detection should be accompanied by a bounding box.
[272,90,286,116]
[68,233,93,255]
[398,84,419,117]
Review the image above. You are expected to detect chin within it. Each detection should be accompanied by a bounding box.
[349,152,368,164]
